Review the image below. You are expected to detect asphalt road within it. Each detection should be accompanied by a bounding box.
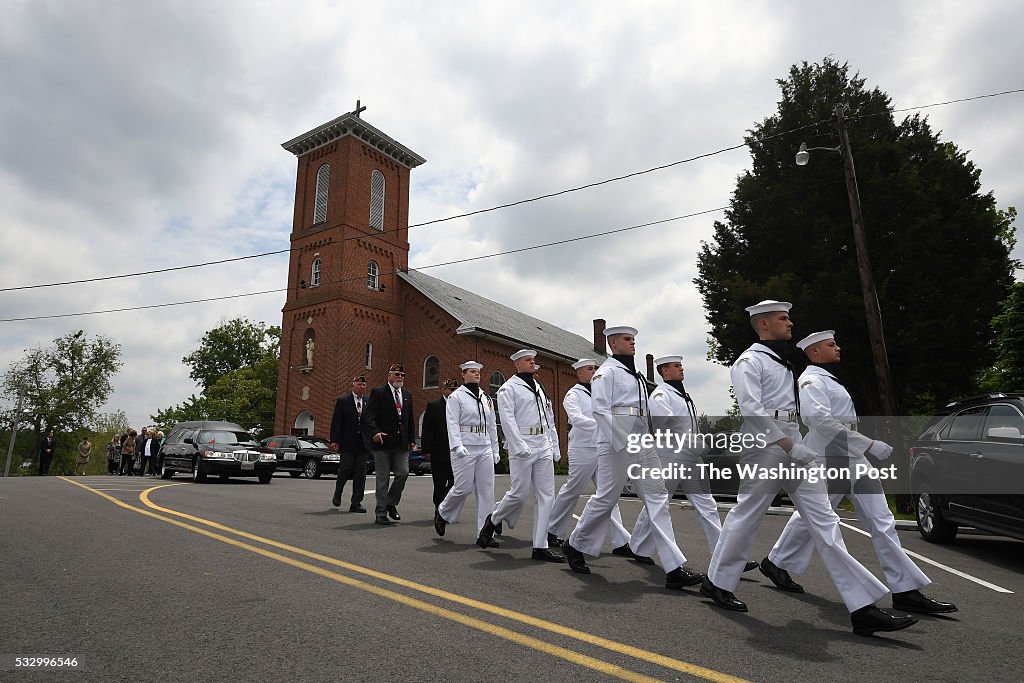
[1,472,1021,682]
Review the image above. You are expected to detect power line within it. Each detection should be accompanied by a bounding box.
[0,177,847,324]
[3,85,1020,295]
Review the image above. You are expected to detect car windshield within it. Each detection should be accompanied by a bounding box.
[199,430,257,446]
[298,437,329,449]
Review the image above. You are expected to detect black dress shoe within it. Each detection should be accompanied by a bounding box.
[851,605,918,636]
[547,532,564,547]
[476,535,500,548]
[349,504,367,513]
[892,589,958,614]
[331,494,341,508]
[375,516,393,526]
[700,578,748,612]
[759,557,804,593]
[477,514,497,546]
[666,566,705,589]
[612,544,637,558]
[386,505,401,521]
[532,548,566,563]
[494,521,503,536]
[434,510,447,537]
[743,560,759,572]
[562,540,591,574]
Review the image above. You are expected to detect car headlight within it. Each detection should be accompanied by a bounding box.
[202,450,226,459]
[323,454,340,461]
[259,453,276,461]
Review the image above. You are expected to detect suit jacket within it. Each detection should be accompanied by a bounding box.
[330,392,372,454]
[363,383,414,452]
[420,396,450,460]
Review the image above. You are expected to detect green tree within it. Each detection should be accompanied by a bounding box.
[695,58,1016,415]
[153,319,279,437]
[978,279,1024,392]
[2,330,122,472]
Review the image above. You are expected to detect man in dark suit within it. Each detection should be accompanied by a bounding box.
[330,375,371,512]
[422,378,458,509]
[39,429,56,476]
[363,363,415,525]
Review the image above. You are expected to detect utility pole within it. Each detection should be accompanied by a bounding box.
[4,394,24,477]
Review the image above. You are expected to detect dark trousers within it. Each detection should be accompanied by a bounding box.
[137,455,153,475]
[38,454,53,476]
[108,458,119,475]
[431,455,454,508]
[333,451,368,506]
[119,454,134,475]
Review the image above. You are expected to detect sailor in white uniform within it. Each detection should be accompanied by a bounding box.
[630,355,756,571]
[562,327,705,589]
[434,362,500,541]
[766,331,957,615]
[547,358,634,557]
[477,350,565,562]
[701,301,916,636]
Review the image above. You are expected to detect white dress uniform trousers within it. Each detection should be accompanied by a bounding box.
[491,375,559,549]
[548,383,630,545]
[438,385,500,533]
[767,365,930,593]
[631,382,722,556]
[568,358,686,570]
[706,344,889,612]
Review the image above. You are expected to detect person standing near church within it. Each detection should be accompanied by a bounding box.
[364,364,415,526]
[434,363,499,540]
[477,350,564,563]
[330,375,371,513]
[764,330,957,615]
[562,327,704,589]
[547,358,635,558]
[701,301,915,637]
[422,378,458,510]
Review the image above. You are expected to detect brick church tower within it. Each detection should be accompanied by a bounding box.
[274,104,426,436]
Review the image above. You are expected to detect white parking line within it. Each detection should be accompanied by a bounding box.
[837,521,1014,594]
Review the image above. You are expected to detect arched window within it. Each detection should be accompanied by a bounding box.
[369,169,385,230]
[313,164,329,224]
[365,342,373,369]
[310,257,321,287]
[423,356,439,388]
[367,261,379,290]
[293,411,314,436]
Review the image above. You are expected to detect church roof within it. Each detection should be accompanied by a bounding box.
[282,111,426,169]
[398,269,604,364]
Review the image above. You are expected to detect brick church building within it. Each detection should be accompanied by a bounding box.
[273,106,608,453]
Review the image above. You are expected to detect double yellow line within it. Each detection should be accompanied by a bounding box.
[61,477,749,683]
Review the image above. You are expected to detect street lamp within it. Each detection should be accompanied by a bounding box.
[795,105,898,420]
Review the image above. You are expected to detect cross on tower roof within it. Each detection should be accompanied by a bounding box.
[354,99,366,118]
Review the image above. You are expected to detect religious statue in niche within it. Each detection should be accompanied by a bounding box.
[305,337,315,367]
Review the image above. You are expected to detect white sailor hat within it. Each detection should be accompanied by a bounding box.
[745,300,792,316]
[459,361,484,370]
[653,355,683,367]
[572,358,599,370]
[603,325,638,337]
[509,349,538,361]
[796,330,835,351]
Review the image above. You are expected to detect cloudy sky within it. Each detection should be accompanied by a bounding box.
[1,1,1021,429]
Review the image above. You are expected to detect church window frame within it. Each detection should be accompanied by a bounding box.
[310,257,321,287]
[423,355,439,389]
[313,164,330,225]
[365,342,373,369]
[369,169,385,230]
[367,260,380,290]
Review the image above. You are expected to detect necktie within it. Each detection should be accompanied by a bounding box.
[355,397,362,416]
[394,388,402,414]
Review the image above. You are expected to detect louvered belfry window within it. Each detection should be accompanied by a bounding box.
[369,169,385,230]
[313,164,330,224]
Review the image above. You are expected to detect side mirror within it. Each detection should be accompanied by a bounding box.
[184,437,194,445]
[986,426,1024,442]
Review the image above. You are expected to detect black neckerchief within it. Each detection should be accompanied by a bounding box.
[514,373,549,427]
[612,355,653,432]
[665,380,699,431]
[464,382,481,397]
[463,383,486,425]
[812,362,846,387]
[577,382,591,395]
[751,340,800,416]
[516,372,536,389]
[612,354,636,373]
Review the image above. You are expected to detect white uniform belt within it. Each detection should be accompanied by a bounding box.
[764,408,799,423]
[519,426,545,435]
[458,425,486,433]
[610,406,645,417]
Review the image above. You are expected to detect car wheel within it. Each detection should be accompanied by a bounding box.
[192,458,207,483]
[160,459,173,480]
[303,458,321,479]
[915,489,957,543]
[622,480,636,496]
[288,471,302,478]
[258,472,273,484]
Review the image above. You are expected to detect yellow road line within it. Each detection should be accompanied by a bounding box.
[63,477,750,683]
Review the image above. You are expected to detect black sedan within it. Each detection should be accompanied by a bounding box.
[260,435,341,479]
